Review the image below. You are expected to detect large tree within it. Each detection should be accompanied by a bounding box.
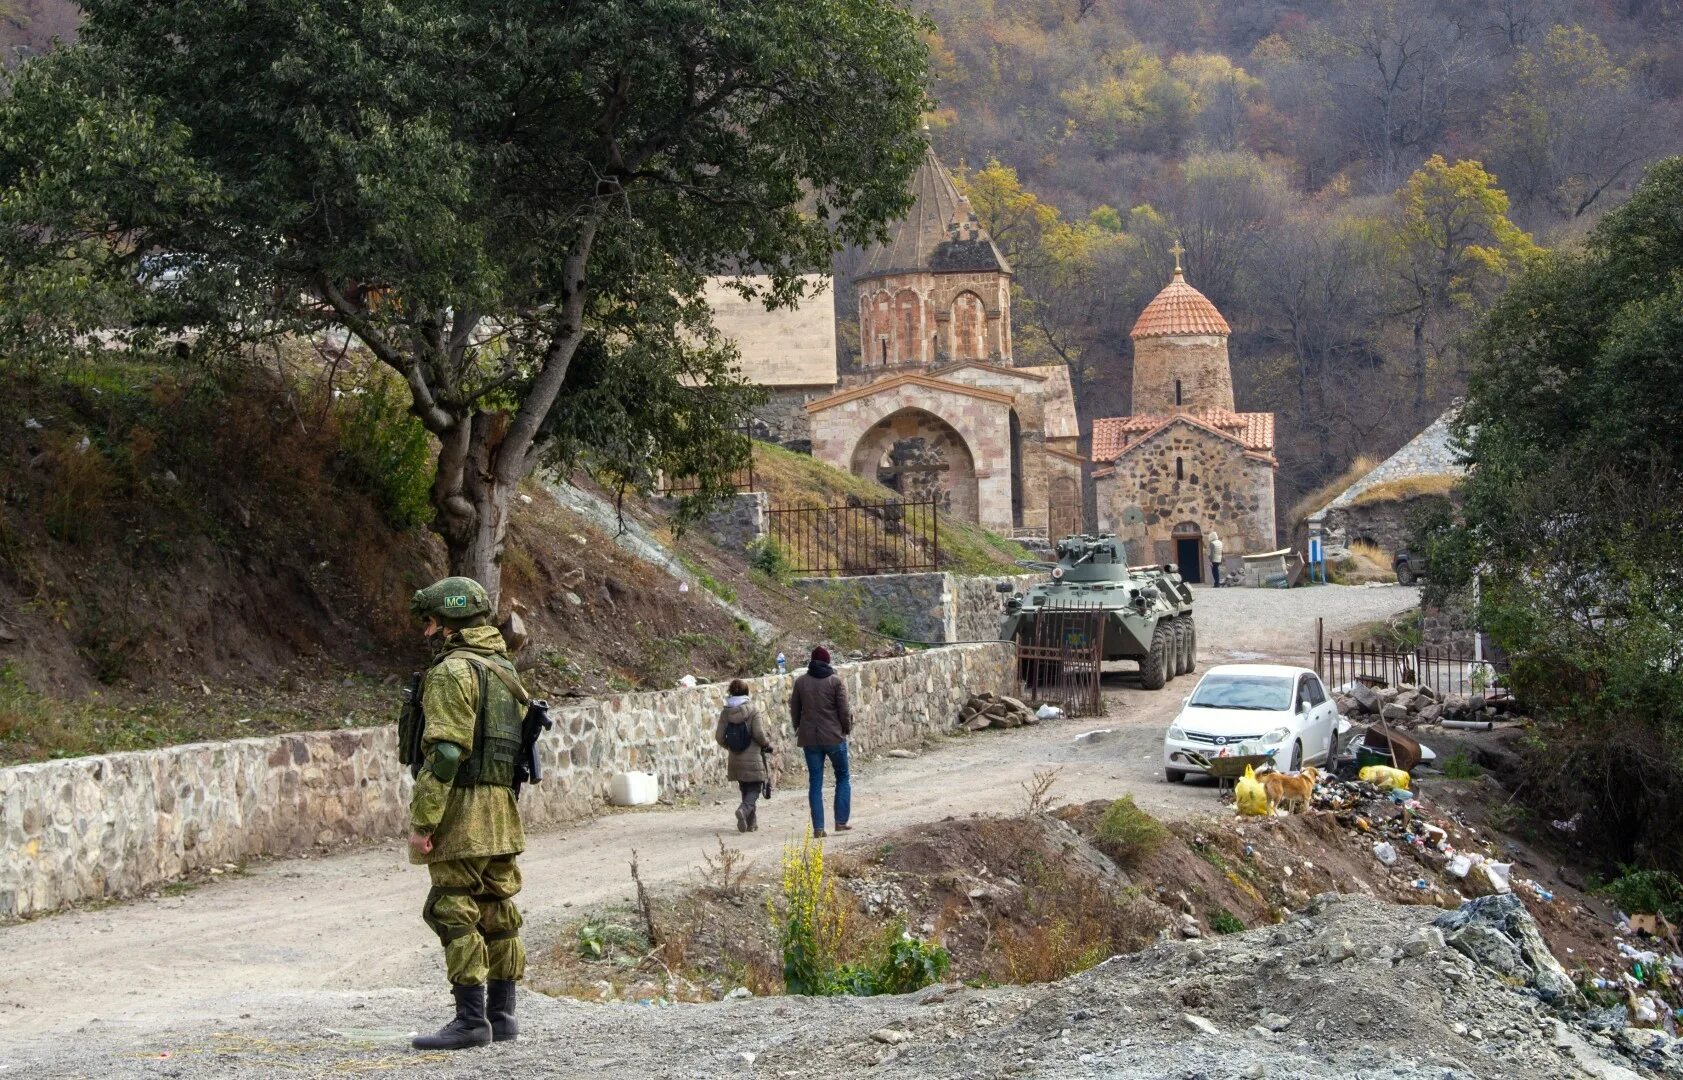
[1429,156,1683,870]
[0,0,930,605]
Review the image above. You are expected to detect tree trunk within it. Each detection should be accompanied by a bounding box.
[1412,312,1428,410]
[431,410,517,611]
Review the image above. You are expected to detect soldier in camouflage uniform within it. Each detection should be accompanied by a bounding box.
[407,576,528,1051]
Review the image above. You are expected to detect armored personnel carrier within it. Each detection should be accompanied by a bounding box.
[997,534,1196,690]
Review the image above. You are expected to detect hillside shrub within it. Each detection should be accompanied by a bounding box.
[333,374,434,529]
[1095,795,1169,866]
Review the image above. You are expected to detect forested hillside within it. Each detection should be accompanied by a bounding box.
[906,0,1683,519]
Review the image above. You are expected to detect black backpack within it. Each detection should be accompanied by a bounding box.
[723,718,754,753]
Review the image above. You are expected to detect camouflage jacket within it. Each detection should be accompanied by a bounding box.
[409,625,526,865]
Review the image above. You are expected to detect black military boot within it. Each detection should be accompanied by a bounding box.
[487,980,518,1043]
[412,983,492,1050]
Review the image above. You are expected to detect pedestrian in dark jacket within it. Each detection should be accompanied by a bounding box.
[790,646,851,837]
[714,679,775,833]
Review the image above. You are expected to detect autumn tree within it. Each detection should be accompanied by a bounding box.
[1486,25,1657,224]
[1390,155,1539,407]
[0,0,931,606]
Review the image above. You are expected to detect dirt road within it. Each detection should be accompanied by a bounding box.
[0,584,1417,1063]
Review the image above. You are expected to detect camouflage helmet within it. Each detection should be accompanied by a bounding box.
[410,576,492,623]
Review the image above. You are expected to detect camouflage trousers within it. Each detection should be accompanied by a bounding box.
[423,854,525,986]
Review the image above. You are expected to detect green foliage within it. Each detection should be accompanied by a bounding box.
[770,833,845,996]
[334,373,433,529]
[1094,796,1169,867]
[1208,909,1244,935]
[1447,156,1683,872]
[874,614,910,640]
[575,919,644,962]
[1441,751,1484,781]
[1598,868,1683,923]
[0,0,931,598]
[833,925,951,997]
[747,537,792,583]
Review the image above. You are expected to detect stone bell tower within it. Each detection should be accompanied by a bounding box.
[1129,243,1234,414]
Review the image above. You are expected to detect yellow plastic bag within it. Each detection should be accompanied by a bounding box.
[1235,764,1271,816]
[1359,764,1412,791]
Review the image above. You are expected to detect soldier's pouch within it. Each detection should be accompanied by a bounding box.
[397,671,425,777]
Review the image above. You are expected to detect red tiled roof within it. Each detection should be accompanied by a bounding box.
[1091,408,1274,460]
[1130,272,1230,339]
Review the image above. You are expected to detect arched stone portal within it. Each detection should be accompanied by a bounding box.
[849,408,979,523]
[1172,520,1204,584]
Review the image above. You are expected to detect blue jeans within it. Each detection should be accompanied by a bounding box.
[803,744,850,833]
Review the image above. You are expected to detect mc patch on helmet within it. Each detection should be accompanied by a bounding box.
[411,576,492,621]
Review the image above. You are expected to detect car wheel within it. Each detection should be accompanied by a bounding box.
[1139,625,1169,690]
[1165,768,1187,784]
[1290,740,1303,772]
[1396,562,1416,586]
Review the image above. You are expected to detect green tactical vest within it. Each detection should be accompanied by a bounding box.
[437,648,526,789]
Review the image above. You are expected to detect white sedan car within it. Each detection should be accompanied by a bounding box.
[1163,663,1342,783]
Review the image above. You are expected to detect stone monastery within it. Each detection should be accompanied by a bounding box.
[707,141,1277,580]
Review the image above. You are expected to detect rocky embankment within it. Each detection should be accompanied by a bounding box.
[35,894,1682,1079]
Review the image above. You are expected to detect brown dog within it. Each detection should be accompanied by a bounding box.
[1262,766,1319,813]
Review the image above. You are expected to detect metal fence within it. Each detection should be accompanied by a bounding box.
[1014,599,1107,718]
[655,428,755,496]
[1314,619,1503,698]
[765,498,939,576]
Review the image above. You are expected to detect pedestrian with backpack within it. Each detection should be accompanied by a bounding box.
[715,678,775,832]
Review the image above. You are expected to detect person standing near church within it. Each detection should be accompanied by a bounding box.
[1208,531,1225,588]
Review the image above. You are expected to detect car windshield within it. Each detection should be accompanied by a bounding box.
[1188,674,1293,712]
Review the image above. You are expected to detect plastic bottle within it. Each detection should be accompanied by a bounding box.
[775,652,787,675]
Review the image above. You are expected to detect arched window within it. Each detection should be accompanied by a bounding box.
[1174,379,1183,406]
[880,339,888,365]
[1176,456,1185,481]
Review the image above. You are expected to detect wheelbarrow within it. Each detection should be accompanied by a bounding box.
[1187,751,1277,791]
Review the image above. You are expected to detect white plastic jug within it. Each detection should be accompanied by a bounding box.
[609,771,660,807]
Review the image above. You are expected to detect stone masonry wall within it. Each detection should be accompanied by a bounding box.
[792,573,1039,645]
[1096,422,1276,563]
[0,643,1014,918]
[653,491,766,554]
[1131,335,1234,414]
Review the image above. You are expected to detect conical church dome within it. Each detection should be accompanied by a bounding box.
[856,143,1011,281]
[1130,270,1230,340]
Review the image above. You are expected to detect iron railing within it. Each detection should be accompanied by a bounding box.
[655,429,755,496]
[1015,598,1107,718]
[1314,618,1505,698]
[765,498,939,576]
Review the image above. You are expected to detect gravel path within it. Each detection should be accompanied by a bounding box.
[0,585,1421,1075]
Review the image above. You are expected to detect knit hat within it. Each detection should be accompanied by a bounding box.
[810,646,831,664]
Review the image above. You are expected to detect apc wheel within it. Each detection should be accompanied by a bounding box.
[1184,617,1198,674]
[1165,768,1188,784]
[1176,618,1195,675]
[1139,624,1170,690]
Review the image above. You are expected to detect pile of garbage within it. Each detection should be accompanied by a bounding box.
[955,693,1058,731]
[1334,679,1528,731]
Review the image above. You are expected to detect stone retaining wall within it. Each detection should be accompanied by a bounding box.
[0,643,1014,918]
[792,573,1039,644]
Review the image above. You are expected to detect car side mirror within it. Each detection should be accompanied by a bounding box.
[1297,700,1309,714]
[1182,695,1190,706]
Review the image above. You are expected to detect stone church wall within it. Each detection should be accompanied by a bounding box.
[1131,335,1234,414]
[1095,425,1276,563]
[857,270,1012,368]
[0,643,1014,918]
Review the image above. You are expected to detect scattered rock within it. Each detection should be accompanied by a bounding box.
[1183,1013,1220,1036]
[870,1027,912,1045]
[1262,1013,1293,1032]
[887,749,918,759]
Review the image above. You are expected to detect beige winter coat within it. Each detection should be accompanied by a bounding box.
[715,702,775,783]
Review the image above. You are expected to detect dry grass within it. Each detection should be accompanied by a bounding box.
[1289,454,1379,525]
[1348,472,1460,507]
[1330,540,1394,585]
[752,442,1032,576]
